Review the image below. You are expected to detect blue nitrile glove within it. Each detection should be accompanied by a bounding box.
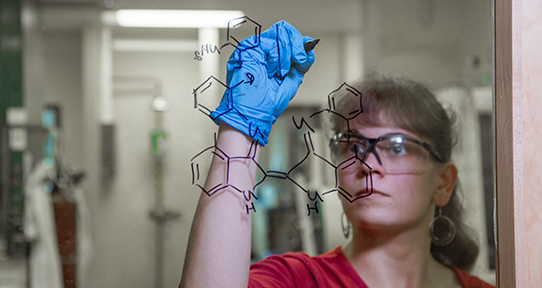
[209,21,315,146]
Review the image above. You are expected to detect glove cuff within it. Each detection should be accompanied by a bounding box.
[209,110,273,146]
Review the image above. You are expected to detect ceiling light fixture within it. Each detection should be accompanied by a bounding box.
[111,9,245,28]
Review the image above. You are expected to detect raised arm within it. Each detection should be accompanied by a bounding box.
[180,123,260,288]
[180,21,316,287]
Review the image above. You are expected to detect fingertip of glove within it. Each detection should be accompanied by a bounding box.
[292,37,317,64]
[305,50,316,65]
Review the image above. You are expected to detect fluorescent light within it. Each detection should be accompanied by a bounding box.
[114,9,245,28]
[113,39,198,52]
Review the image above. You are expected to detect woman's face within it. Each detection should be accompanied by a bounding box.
[338,124,444,232]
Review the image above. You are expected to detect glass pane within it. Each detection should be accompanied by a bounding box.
[5,0,494,287]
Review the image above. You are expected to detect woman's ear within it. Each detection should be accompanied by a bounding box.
[433,162,458,206]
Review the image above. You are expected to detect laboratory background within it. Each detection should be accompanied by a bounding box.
[0,0,494,287]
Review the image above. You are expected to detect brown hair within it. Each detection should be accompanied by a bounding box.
[330,74,480,271]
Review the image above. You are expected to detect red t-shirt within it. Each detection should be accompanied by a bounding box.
[248,246,495,288]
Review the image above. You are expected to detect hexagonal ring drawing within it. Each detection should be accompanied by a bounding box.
[222,16,262,50]
[193,76,230,118]
[310,82,363,132]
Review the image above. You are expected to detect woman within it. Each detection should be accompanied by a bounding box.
[181,22,494,288]
[247,75,493,287]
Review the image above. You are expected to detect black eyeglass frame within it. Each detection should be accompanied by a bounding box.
[329,133,447,167]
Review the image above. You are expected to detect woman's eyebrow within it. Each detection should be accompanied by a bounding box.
[381,132,407,137]
[381,130,421,138]
[346,131,366,138]
[349,130,411,139]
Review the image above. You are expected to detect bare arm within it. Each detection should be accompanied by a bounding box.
[180,122,260,288]
[181,21,315,287]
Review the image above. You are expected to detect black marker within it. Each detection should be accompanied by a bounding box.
[304,39,320,53]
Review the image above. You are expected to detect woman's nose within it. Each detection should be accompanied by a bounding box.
[358,150,385,176]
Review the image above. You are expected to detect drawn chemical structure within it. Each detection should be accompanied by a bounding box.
[254,131,326,216]
[310,82,363,132]
[193,44,221,61]
[319,152,374,203]
[190,15,373,215]
[191,75,374,214]
[190,133,262,215]
[192,76,229,117]
[222,16,261,51]
[193,16,262,62]
[192,73,266,143]
[282,122,374,205]
[192,16,297,145]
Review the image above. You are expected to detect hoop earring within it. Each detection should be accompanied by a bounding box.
[341,212,351,239]
[429,207,456,246]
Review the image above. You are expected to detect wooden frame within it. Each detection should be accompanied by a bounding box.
[495,0,514,286]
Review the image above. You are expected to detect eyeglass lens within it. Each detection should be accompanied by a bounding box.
[332,135,431,174]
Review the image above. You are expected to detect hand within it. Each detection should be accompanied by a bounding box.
[210,21,316,146]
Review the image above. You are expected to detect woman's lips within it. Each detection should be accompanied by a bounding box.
[357,189,387,197]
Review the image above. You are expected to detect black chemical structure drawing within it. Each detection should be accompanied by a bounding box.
[318,151,375,203]
[193,44,221,61]
[191,77,374,214]
[192,76,228,117]
[254,131,326,216]
[193,16,262,62]
[283,126,374,205]
[189,129,374,215]
[190,14,373,215]
[221,16,262,51]
[310,82,363,132]
[190,133,263,215]
[192,74,267,143]
[193,16,308,146]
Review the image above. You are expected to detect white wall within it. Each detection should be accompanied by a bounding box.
[86,50,208,287]
[41,32,85,169]
[37,29,208,287]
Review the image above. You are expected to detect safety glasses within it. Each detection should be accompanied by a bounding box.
[329,133,445,174]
